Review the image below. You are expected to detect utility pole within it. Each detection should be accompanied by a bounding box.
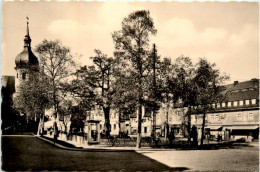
[152,44,157,146]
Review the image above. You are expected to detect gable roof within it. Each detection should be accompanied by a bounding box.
[224,79,259,101]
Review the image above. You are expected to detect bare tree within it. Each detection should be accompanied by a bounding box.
[35,39,76,121]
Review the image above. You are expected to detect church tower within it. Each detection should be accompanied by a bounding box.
[14,18,39,93]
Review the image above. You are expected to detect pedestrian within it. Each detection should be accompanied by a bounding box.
[205,129,210,145]
[191,125,198,147]
[53,121,58,145]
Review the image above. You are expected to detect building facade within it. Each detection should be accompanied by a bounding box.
[83,79,259,142]
[191,79,259,141]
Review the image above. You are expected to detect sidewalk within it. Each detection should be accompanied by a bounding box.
[37,134,259,152]
[37,135,164,152]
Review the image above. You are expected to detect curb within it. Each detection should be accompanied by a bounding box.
[36,136,136,152]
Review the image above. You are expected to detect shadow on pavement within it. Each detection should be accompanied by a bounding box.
[171,167,190,171]
[2,136,189,171]
[41,135,77,148]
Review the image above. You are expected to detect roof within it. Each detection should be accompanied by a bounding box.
[224,79,259,101]
[227,90,259,101]
[15,47,39,67]
[174,79,259,109]
[15,22,39,68]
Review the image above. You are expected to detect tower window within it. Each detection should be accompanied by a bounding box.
[17,73,18,78]
[22,73,26,80]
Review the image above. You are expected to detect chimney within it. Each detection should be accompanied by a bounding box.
[234,81,239,85]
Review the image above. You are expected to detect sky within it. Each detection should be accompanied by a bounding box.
[1,1,259,84]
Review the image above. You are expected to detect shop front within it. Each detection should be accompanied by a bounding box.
[223,125,259,141]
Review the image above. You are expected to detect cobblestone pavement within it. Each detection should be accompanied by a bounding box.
[137,143,259,171]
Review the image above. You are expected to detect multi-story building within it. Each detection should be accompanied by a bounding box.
[85,79,259,142]
[191,79,259,141]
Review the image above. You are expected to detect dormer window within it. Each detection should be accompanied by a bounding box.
[245,100,250,105]
[252,99,256,104]
[222,102,226,107]
[22,73,26,80]
[239,100,244,106]
[234,101,238,107]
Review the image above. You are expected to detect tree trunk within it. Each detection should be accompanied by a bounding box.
[165,102,170,140]
[187,106,191,146]
[37,115,41,136]
[103,107,111,136]
[136,103,142,148]
[41,110,45,136]
[118,109,121,136]
[200,112,206,146]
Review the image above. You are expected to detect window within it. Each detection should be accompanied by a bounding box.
[228,102,232,107]
[237,113,242,120]
[114,124,116,130]
[144,127,147,133]
[100,124,102,130]
[177,111,181,117]
[245,100,250,105]
[217,103,221,108]
[114,113,116,118]
[22,73,26,80]
[248,113,254,120]
[17,73,18,78]
[233,101,238,107]
[239,100,244,106]
[212,104,215,108]
[252,99,256,104]
[222,102,226,108]
[215,114,219,121]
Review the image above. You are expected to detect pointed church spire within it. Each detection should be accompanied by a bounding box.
[26,17,29,36]
[24,17,31,47]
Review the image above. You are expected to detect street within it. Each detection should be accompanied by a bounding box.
[2,135,259,171]
[2,135,173,171]
[138,143,259,171]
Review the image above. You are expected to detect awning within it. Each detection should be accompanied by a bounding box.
[205,126,222,130]
[223,126,259,130]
